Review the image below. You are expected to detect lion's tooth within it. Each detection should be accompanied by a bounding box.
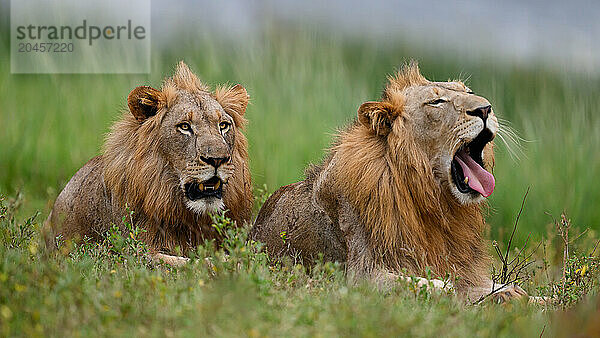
[464,177,469,184]
[215,181,221,189]
[198,183,204,191]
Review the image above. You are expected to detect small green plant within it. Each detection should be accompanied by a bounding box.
[537,214,600,308]
[202,210,269,277]
[210,210,235,239]
[108,206,148,260]
[0,193,39,250]
[70,205,151,266]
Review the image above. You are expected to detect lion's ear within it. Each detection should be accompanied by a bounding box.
[128,86,162,122]
[357,101,398,135]
[215,84,249,129]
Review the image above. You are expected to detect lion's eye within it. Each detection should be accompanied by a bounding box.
[219,121,231,134]
[426,98,448,107]
[177,122,193,134]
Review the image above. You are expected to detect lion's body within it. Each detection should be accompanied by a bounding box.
[252,135,489,292]
[44,62,253,257]
[252,63,525,300]
[253,178,348,264]
[45,156,117,246]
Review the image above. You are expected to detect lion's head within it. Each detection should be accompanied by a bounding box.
[103,62,252,227]
[356,62,498,205]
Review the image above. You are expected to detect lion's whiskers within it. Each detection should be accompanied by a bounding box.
[496,133,520,161]
[495,119,529,161]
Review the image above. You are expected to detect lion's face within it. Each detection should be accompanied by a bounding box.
[126,63,249,215]
[402,81,498,204]
[158,90,237,214]
[358,71,498,205]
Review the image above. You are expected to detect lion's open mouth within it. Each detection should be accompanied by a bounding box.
[451,129,495,197]
[184,176,224,201]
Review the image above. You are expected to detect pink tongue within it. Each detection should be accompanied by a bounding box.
[455,150,495,197]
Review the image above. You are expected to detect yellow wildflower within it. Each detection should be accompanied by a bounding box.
[1,305,12,319]
[29,242,38,255]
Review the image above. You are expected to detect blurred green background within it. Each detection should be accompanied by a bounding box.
[1,19,599,245]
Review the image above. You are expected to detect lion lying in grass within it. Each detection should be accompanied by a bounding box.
[251,62,527,302]
[44,62,253,265]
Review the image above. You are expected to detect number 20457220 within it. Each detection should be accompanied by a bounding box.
[17,42,74,53]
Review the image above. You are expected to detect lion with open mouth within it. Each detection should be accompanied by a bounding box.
[44,62,253,265]
[251,62,527,302]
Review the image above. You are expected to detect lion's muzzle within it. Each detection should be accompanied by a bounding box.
[200,156,230,169]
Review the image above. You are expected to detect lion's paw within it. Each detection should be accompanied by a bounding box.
[408,276,455,294]
[528,296,552,305]
[152,253,190,267]
[490,284,527,303]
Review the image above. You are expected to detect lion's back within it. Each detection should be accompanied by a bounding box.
[251,181,347,264]
[43,156,113,250]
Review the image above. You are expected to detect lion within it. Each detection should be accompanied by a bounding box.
[251,62,527,302]
[44,61,253,266]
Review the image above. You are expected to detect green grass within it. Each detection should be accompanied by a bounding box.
[1,194,599,337]
[1,27,600,336]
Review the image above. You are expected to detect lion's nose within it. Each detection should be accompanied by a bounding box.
[200,156,230,168]
[467,105,491,121]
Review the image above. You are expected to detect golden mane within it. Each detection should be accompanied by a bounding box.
[383,61,428,102]
[331,64,489,287]
[102,62,252,249]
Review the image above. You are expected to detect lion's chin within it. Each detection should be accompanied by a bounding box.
[185,198,225,215]
[449,183,485,205]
